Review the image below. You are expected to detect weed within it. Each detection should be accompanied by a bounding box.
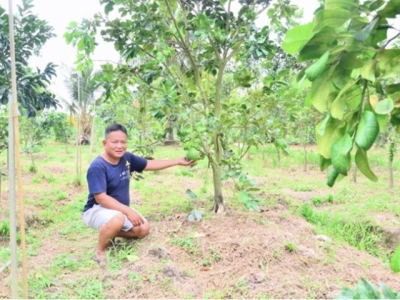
[128,271,142,282]
[312,196,324,206]
[284,243,297,252]
[0,219,10,236]
[171,236,198,254]
[29,165,38,173]
[76,278,106,299]
[209,246,222,262]
[47,174,56,183]
[51,253,80,271]
[327,194,334,203]
[300,203,383,257]
[273,249,281,260]
[202,257,211,266]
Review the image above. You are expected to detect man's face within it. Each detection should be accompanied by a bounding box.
[103,130,127,159]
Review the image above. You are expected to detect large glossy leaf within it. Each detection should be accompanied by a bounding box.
[282,22,314,54]
[360,60,376,82]
[354,18,379,42]
[313,9,352,32]
[316,116,346,158]
[331,81,357,119]
[320,155,332,171]
[298,27,337,62]
[376,49,400,73]
[355,110,379,151]
[355,147,378,182]
[338,52,364,70]
[331,133,352,175]
[325,0,359,11]
[306,69,334,112]
[374,97,394,115]
[378,0,400,18]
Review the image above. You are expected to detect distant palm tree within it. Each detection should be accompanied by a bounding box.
[63,65,102,144]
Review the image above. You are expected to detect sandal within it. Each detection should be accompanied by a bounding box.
[92,256,107,266]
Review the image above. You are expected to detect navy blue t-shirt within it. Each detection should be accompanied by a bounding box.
[83,152,147,212]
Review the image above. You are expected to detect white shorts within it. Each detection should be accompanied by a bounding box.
[82,204,146,232]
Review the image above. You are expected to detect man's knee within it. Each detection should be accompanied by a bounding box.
[105,213,125,230]
[131,221,150,238]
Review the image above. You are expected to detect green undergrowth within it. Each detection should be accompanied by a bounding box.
[299,203,385,259]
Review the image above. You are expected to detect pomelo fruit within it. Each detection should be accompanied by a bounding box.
[186,148,199,161]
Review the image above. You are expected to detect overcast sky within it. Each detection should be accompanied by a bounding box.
[0,0,326,101]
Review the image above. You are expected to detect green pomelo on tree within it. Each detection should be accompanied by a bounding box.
[186,148,200,161]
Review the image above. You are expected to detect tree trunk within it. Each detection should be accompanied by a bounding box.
[389,160,394,189]
[303,144,308,172]
[211,162,224,213]
[167,116,174,141]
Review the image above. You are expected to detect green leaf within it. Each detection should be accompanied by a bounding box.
[355,147,378,182]
[376,49,400,74]
[320,155,332,171]
[338,52,364,70]
[331,81,357,120]
[298,27,337,62]
[331,133,352,175]
[376,113,389,132]
[360,60,376,82]
[380,283,397,299]
[313,9,352,32]
[282,22,314,54]
[355,110,379,151]
[356,278,381,299]
[126,255,139,262]
[378,0,400,18]
[185,189,197,200]
[77,38,85,51]
[327,167,339,187]
[390,244,400,273]
[305,51,330,81]
[354,18,379,42]
[337,287,355,299]
[275,139,290,156]
[325,0,359,11]
[306,69,334,112]
[374,97,394,115]
[316,116,346,159]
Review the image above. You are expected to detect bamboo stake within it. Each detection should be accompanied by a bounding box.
[7,97,18,299]
[8,0,28,297]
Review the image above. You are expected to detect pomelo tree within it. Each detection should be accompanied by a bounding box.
[64,0,299,212]
[283,0,400,186]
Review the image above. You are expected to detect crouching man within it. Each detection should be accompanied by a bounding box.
[82,123,194,265]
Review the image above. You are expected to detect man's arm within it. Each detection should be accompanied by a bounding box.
[94,193,144,226]
[144,157,193,171]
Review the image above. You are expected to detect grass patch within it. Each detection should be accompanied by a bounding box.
[300,203,383,257]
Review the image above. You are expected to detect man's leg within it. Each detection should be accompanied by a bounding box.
[116,220,150,239]
[96,213,125,260]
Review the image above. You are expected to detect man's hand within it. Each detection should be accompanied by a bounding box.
[177,156,196,166]
[126,210,145,226]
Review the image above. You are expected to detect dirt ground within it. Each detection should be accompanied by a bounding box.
[1,146,400,299]
[1,203,400,298]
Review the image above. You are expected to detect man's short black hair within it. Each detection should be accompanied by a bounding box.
[105,123,128,139]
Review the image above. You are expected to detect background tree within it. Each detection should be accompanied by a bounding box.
[65,0,299,213]
[63,65,102,143]
[283,0,400,186]
[44,110,74,153]
[0,0,59,117]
